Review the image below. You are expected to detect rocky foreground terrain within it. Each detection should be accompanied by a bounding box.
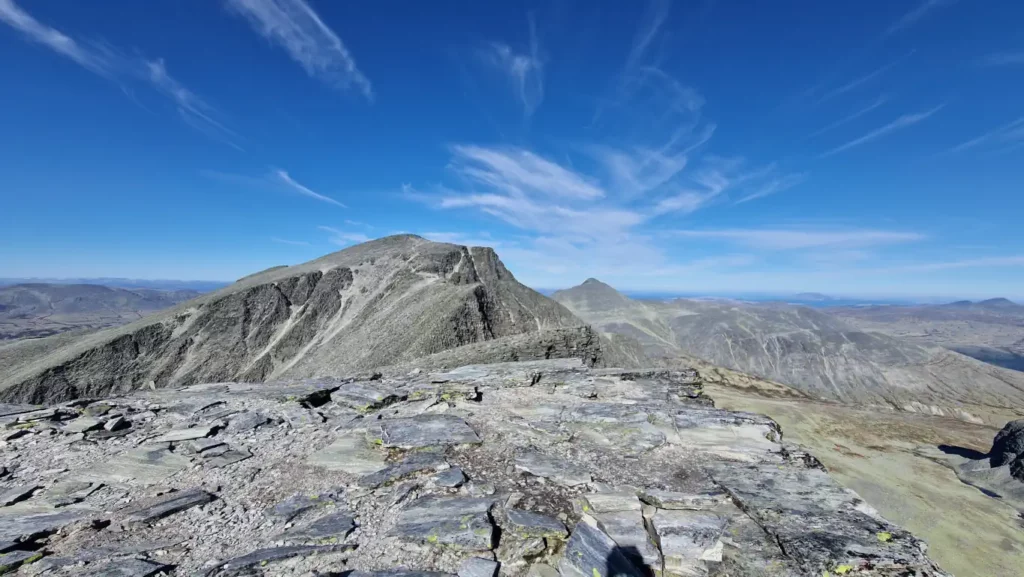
[0,359,951,577]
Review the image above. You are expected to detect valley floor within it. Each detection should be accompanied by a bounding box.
[706,383,1024,577]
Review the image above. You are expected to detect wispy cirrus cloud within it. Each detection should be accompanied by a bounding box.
[202,168,346,207]
[451,145,605,200]
[945,117,1024,154]
[816,54,911,103]
[0,0,238,147]
[885,0,957,36]
[226,0,372,100]
[979,52,1024,66]
[318,226,370,245]
[820,105,944,157]
[485,15,543,116]
[895,255,1024,272]
[271,237,310,246]
[672,228,926,250]
[806,96,888,140]
[735,173,808,204]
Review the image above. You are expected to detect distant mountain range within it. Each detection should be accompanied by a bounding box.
[553,278,1024,423]
[0,283,201,340]
[0,277,229,292]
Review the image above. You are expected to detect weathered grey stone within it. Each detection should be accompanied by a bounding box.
[280,511,356,544]
[16,408,58,422]
[40,480,102,507]
[79,558,171,576]
[390,496,495,551]
[525,563,559,577]
[638,489,727,510]
[458,556,499,577]
[0,504,96,543]
[215,544,355,575]
[190,438,227,453]
[64,416,105,434]
[122,488,215,525]
[0,486,38,507]
[103,415,130,432]
[357,451,447,488]
[152,424,219,443]
[225,411,270,433]
[308,432,387,475]
[0,549,42,573]
[505,508,567,539]
[333,381,402,412]
[514,452,591,486]
[82,403,113,417]
[579,492,641,514]
[558,522,644,577]
[991,419,1024,466]
[84,445,191,485]
[2,428,30,441]
[0,403,42,418]
[351,572,453,577]
[266,491,344,522]
[278,406,325,427]
[647,509,727,576]
[589,509,661,569]
[0,540,15,553]
[432,466,467,488]
[204,448,252,468]
[373,414,480,448]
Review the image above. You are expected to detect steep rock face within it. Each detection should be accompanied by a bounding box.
[553,279,1024,418]
[0,236,582,403]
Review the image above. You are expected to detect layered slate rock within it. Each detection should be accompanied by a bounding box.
[0,359,950,576]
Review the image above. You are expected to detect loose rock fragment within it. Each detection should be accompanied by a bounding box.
[646,509,727,576]
[357,451,447,489]
[374,414,481,449]
[558,522,644,577]
[0,486,38,507]
[432,466,467,488]
[267,491,344,523]
[152,424,219,443]
[225,411,270,433]
[514,452,591,486]
[333,381,402,412]
[638,489,727,510]
[309,432,387,475]
[505,508,567,539]
[79,558,171,576]
[215,544,355,575]
[204,448,252,468]
[122,488,215,525]
[281,511,356,544]
[390,496,495,551]
[64,416,105,434]
[0,549,42,573]
[458,557,499,577]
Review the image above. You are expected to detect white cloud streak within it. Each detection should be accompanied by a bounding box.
[226,0,372,100]
[486,15,543,116]
[885,0,957,36]
[0,0,238,146]
[816,55,910,103]
[451,145,605,200]
[820,105,944,157]
[274,170,346,207]
[318,226,370,245]
[805,96,888,139]
[672,229,925,250]
[946,117,1024,153]
[734,173,808,204]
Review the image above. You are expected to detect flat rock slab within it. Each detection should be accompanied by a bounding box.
[458,557,499,577]
[0,549,42,573]
[309,432,387,475]
[505,508,567,539]
[358,452,447,489]
[558,522,645,577]
[266,491,344,522]
[84,446,191,485]
[638,489,727,510]
[122,488,215,525]
[374,414,480,449]
[215,544,355,575]
[0,485,39,507]
[579,493,642,514]
[514,452,591,486]
[204,448,252,469]
[40,480,102,507]
[224,411,270,433]
[0,403,42,418]
[590,509,662,569]
[79,558,171,576]
[352,572,454,577]
[647,509,727,576]
[281,511,356,544]
[432,466,466,488]
[152,424,219,443]
[390,496,495,551]
[0,504,96,543]
[64,416,106,434]
[334,382,402,412]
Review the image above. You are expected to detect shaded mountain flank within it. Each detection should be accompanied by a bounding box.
[829,298,1024,372]
[0,283,202,341]
[553,279,1024,423]
[0,236,603,404]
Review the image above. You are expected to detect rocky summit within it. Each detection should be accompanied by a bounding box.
[0,359,949,576]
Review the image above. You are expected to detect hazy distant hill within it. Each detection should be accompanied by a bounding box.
[553,279,1024,422]
[831,298,1024,372]
[0,283,201,341]
[0,236,591,403]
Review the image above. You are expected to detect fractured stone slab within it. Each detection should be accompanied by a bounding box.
[390,496,495,551]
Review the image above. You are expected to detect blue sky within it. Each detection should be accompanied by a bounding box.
[2,0,1023,298]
